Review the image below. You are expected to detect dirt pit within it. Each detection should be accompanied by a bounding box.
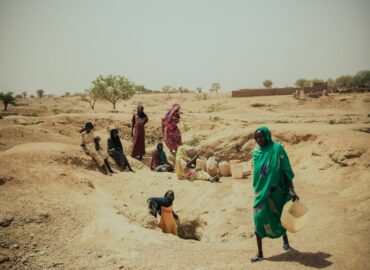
[177,218,204,241]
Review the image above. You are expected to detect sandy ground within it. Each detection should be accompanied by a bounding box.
[0,92,369,270]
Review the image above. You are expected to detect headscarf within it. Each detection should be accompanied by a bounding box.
[80,122,94,133]
[175,145,189,179]
[252,126,294,207]
[157,142,167,161]
[109,128,123,151]
[163,104,180,127]
[147,190,175,218]
[137,105,147,119]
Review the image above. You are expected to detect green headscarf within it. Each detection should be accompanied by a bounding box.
[252,126,294,207]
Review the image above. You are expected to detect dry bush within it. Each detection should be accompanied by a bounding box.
[250,103,266,108]
[206,103,223,113]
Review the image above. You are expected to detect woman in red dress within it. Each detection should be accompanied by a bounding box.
[131,105,148,160]
[162,104,182,155]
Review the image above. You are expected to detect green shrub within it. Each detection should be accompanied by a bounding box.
[186,135,200,146]
[274,119,289,123]
[206,103,222,113]
[329,118,353,124]
[146,129,162,145]
[0,112,18,117]
[65,109,83,114]
[22,112,39,117]
[52,108,63,114]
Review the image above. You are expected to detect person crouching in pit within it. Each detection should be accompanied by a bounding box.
[147,190,179,236]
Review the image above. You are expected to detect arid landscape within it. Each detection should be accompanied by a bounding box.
[0,92,369,270]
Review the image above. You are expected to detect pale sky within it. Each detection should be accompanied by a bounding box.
[0,0,369,95]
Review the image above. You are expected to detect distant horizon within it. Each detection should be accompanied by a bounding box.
[1,0,369,95]
[5,68,369,97]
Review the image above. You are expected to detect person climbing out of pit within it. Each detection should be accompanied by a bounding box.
[80,122,114,176]
[147,190,179,236]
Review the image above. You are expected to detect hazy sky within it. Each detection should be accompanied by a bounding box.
[1,0,369,95]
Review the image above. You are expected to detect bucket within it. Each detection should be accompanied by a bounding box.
[218,161,231,176]
[231,162,247,179]
[229,159,241,165]
[195,158,206,171]
[281,200,308,233]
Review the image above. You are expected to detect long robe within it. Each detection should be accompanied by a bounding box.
[107,134,130,170]
[159,206,178,235]
[162,104,182,151]
[252,126,294,239]
[131,113,148,157]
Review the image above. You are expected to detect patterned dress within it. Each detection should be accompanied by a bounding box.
[162,104,182,151]
[252,126,294,238]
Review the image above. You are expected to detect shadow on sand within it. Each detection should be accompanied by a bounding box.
[266,248,333,269]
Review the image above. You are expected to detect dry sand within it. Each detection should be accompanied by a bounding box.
[0,92,369,270]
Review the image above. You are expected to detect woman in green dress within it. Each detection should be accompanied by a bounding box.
[251,126,299,263]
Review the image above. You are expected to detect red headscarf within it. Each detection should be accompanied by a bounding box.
[163,104,180,127]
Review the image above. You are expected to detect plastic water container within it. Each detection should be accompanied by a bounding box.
[218,161,231,176]
[196,158,206,171]
[281,200,308,233]
[231,162,247,179]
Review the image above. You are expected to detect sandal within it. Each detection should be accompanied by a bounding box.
[250,255,264,263]
[209,175,220,183]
